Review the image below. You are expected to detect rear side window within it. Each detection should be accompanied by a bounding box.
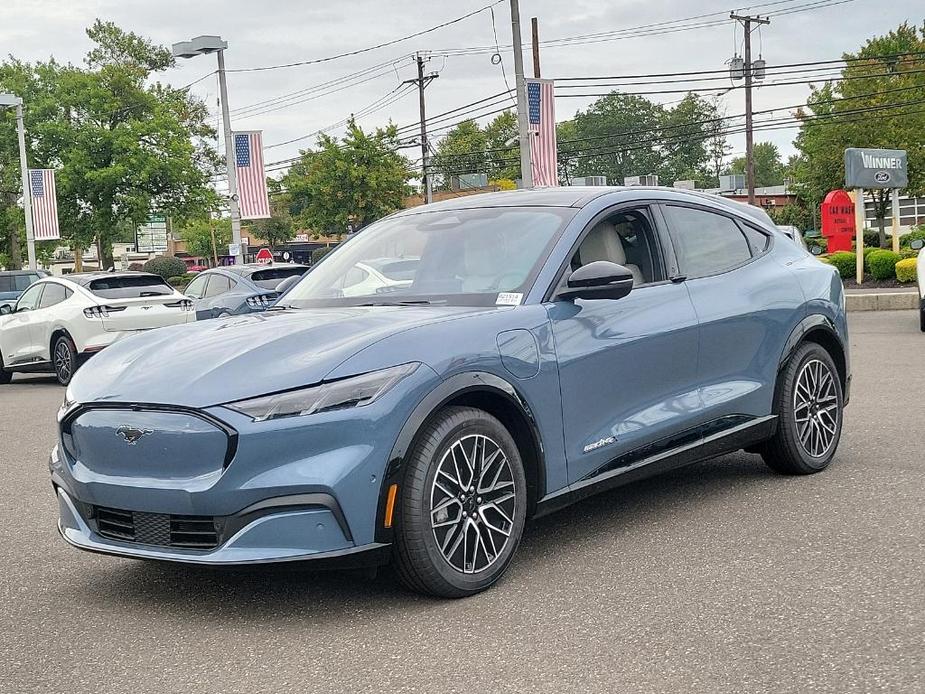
[88,275,172,299]
[184,274,209,299]
[204,274,233,297]
[38,283,71,308]
[250,267,307,289]
[664,206,752,278]
[741,225,770,255]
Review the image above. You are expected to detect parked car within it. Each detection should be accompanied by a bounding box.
[183,264,308,320]
[52,188,849,598]
[0,269,48,311]
[0,272,193,385]
[912,238,925,331]
[776,225,808,251]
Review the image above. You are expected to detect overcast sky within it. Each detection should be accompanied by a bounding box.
[3,0,921,183]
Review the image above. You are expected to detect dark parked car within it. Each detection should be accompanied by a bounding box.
[183,264,308,320]
[54,188,849,598]
[0,269,48,310]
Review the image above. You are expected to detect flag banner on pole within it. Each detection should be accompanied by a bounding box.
[234,131,271,219]
[29,169,61,240]
[527,78,558,187]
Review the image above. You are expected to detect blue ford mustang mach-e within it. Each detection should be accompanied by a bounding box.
[51,187,849,598]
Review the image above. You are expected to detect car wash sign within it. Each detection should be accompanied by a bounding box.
[844,148,907,189]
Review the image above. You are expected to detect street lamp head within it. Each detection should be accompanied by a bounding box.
[171,35,227,59]
[0,93,23,107]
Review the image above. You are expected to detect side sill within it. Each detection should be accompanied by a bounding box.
[533,415,777,518]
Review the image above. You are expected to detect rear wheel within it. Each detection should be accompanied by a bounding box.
[760,342,843,475]
[0,353,11,385]
[393,406,527,598]
[52,335,78,386]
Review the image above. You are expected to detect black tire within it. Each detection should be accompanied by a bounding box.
[919,298,924,333]
[52,334,78,386]
[392,406,527,598]
[0,353,11,385]
[760,342,844,475]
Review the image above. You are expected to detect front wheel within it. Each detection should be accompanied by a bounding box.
[393,406,527,598]
[53,335,78,386]
[760,342,844,475]
[0,353,11,385]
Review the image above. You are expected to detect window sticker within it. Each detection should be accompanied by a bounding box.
[495,292,523,306]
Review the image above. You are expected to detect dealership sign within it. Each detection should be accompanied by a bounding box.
[820,190,854,253]
[844,148,908,189]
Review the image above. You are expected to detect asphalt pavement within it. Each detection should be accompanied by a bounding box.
[2,311,923,693]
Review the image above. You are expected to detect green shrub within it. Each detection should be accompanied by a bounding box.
[167,273,197,289]
[311,246,334,264]
[805,236,826,254]
[899,248,919,260]
[862,246,880,271]
[824,251,857,279]
[863,230,882,248]
[895,258,917,283]
[900,228,925,248]
[867,250,901,280]
[143,255,187,280]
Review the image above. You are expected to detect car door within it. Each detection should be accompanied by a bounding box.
[2,282,45,365]
[31,281,73,360]
[660,203,805,425]
[184,273,211,320]
[546,204,703,485]
[200,273,236,317]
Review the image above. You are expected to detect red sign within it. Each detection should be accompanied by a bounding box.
[820,190,855,253]
[255,248,273,265]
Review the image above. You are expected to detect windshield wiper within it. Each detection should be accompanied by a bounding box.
[358,300,432,307]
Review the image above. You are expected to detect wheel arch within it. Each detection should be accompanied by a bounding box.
[775,314,848,405]
[374,371,547,544]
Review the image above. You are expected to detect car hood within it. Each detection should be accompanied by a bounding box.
[69,305,489,408]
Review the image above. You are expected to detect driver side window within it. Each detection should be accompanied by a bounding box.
[563,207,664,290]
[185,274,209,299]
[16,283,44,312]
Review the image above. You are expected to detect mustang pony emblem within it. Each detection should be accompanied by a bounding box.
[116,425,153,445]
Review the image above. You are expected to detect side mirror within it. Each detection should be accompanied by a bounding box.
[810,245,824,256]
[910,239,924,251]
[0,304,12,316]
[557,261,634,301]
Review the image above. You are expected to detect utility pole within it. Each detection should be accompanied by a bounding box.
[730,13,770,206]
[1,95,37,270]
[215,50,244,265]
[531,17,541,78]
[404,54,438,204]
[510,0,533,188]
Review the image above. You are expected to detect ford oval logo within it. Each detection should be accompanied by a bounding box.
[874,170,891,183]
[116,425,153,445]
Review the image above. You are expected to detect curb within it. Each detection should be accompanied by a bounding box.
[846,292,920,312]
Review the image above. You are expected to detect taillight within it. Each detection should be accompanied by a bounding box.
[165,299,194,311]
[245,294,275,309]
[82,305,126,318]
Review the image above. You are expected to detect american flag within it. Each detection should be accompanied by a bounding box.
[234,131,271,219]
[527,79,558,187]
[29,169,61,240]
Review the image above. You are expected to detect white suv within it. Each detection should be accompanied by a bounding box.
[0,272,193,385]
[912,239,925,332]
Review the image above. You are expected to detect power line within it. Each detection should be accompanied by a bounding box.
[225,1,504,73]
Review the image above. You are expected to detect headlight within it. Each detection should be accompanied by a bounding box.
[226,363,419,422]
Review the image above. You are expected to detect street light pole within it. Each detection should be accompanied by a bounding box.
[510,0,533,188]
[1,94,37,270]
[215,50,243,265]
[172,35,243,265]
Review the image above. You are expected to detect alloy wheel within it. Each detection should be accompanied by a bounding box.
[54,341,73,383]
[793,358,839,458]
[430,434,517,574]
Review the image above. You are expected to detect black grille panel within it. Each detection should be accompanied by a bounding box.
[95,506,218,549]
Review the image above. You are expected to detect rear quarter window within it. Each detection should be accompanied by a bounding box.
[88,276,173,299]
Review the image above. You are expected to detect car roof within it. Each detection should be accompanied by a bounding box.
[389,186,777,228]
[59,271,164,287]
[0,269,47,276]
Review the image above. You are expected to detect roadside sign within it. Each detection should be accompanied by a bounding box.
[844,148,908,189]
[228,243,240,259]
[135,215,168,253]
[820,190,854,252]
[255,248,273,265]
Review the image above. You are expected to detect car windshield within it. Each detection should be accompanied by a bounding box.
[249,267,308,289]
[284,206,576,307]
[87,275,173,299]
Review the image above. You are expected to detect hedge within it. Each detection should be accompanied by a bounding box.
[167,273,198,289]
[900,228,925,248]
[311,246,334,264]
[895,258,917,283]
[867,250,901,281]
[143,255,187,280]
[862,246,879,271]
[823,251,857,279]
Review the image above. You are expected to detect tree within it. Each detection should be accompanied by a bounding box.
[283,119,411,234]
[431,119,488,188]
[726,141,785,187]
[0,21,219,270]
[659,94,722,185]
[179,218,231,263]
[248,179,294,248]
[792,23,925,247]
